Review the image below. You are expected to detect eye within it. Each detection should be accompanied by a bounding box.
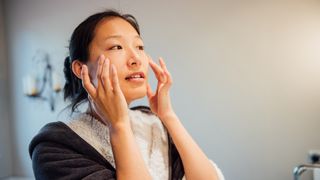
[109,45,122,50]
[137,45,144,50]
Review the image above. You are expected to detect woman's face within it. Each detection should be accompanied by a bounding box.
[87,17,148,104]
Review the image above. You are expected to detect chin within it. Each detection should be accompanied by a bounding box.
[123,85,147,104]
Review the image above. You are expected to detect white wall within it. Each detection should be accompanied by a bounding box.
[0,0,12,178]
[3,0,320,179]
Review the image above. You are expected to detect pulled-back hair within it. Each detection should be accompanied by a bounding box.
[63,10,140,112]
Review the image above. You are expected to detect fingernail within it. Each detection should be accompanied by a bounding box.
[98,57,103,65]
[99,55,105,64]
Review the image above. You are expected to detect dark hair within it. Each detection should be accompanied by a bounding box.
[63,10,140,112]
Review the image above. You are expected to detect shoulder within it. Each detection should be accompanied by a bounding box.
[28,121,113,167]
[29,121,77,156]
[29,121,116,179]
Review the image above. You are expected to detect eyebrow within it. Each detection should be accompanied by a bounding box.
[104,35,142,41]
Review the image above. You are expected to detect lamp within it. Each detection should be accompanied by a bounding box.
[23,51,61,111]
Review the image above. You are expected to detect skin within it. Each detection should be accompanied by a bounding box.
[72,17,219,180]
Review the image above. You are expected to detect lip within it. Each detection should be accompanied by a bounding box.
[125,71,145,81]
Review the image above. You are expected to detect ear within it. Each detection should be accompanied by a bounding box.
[71,60,83,79]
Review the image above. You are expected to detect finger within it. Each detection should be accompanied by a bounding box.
[149,58,165,82]
[96,55,105,91]
[149,58,163,78]
[111,64,121,94]
[102,57,112,92]
[81,64,97,98]
[159,58,172,85]
[159,57,167,71]
[158,58,168,83]
[150,58,167,93]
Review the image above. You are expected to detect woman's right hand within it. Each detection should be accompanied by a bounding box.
[80,54,130,128]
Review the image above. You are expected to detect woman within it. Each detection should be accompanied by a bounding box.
[29,10,224,180]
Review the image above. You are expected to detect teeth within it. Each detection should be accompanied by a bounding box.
[126,74,142,79]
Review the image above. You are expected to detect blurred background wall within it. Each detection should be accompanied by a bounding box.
[0,0,12,177]
[1,0,320,179]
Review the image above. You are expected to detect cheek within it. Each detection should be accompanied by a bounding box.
[106,55,127,76]
[105,51,126,61]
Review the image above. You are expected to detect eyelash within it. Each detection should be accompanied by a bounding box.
[108,45,144,51]
[109,45,122,50]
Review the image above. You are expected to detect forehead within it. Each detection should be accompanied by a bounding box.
[94,17,139,39]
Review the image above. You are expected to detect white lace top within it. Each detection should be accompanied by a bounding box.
[67,109,224,180]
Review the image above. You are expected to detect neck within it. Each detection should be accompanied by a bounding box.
[85,104,109,126]
[85,102,131,127]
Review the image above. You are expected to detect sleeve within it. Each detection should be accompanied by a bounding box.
[181,159,225,180]
[31,142,116,180]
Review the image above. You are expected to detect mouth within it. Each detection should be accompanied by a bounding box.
[125,72,145,81]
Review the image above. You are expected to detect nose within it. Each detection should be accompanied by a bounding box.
[127,48,142,68]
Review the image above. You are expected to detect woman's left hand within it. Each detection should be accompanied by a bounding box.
[147,57,176,121]
[148,58,221,180]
